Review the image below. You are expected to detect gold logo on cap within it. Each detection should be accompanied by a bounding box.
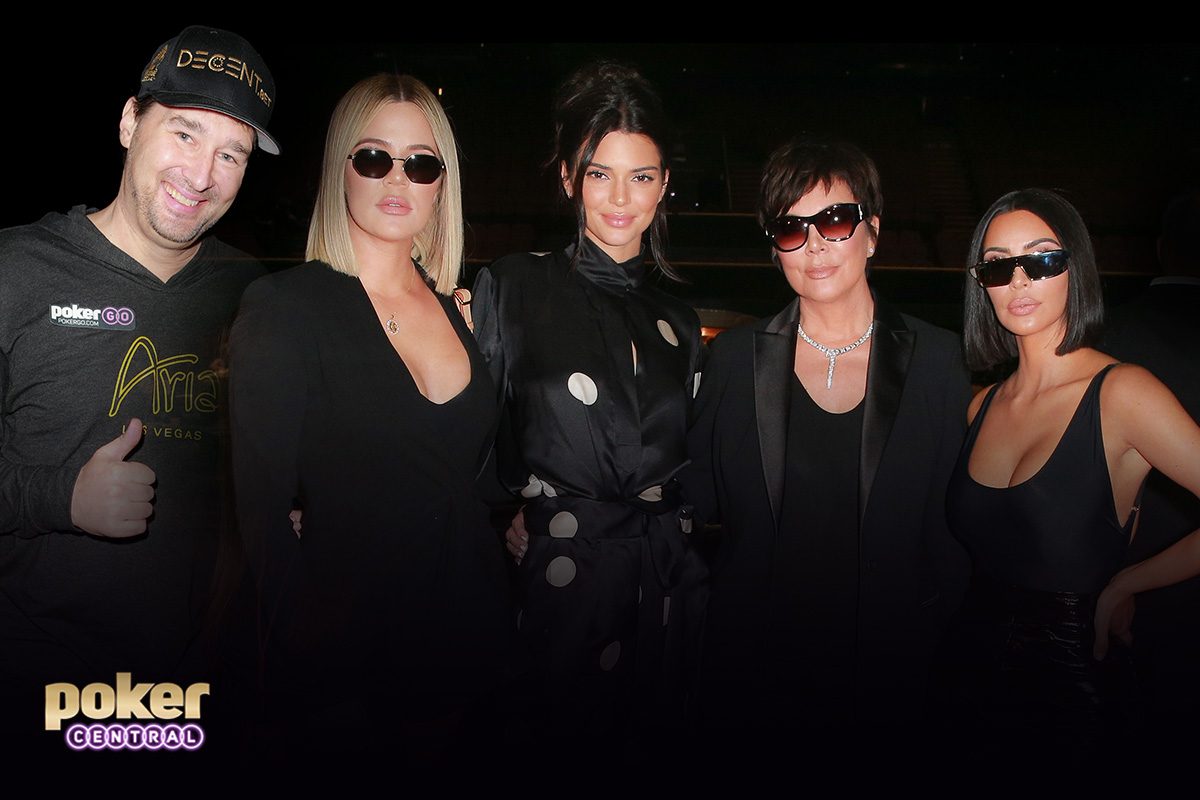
[141,44,168,83]
[174,48,272,108]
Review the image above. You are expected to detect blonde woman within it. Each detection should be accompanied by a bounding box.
[230,74,512,756]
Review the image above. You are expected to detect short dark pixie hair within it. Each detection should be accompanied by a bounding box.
[552,60,676,279]
[758,134,883,246]
[962,188,1103,371]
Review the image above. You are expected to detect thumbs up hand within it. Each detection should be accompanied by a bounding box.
[70,420,157,538]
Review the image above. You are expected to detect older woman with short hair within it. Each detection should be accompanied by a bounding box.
[684,134,971,754]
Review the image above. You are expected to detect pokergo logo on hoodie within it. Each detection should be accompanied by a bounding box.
[49,303,136,330]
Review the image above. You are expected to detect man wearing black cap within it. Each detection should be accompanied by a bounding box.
[0,26,278,714]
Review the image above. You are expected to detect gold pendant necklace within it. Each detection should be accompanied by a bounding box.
[364,267,418,336]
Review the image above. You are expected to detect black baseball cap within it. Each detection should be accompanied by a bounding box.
[137,26,280,155]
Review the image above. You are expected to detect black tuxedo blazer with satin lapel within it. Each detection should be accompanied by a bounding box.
[683,295,971,718]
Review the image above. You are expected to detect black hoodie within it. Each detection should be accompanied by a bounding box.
[0,206,262,681]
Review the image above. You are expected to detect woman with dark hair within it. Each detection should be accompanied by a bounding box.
[937,187,1200,763]
[472,61,706,747]
[230,74,512,755]
[962,188,1104,366]
[683,134,971,756]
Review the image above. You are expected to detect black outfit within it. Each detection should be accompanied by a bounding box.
[0,207,261,682]
[937,365,1137,763]
[229,261,513,753]
[682,297,971,755]
[472,239,707,745]
[0,207,260,766]
[770,378,863,721]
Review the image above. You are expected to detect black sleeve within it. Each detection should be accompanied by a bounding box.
[680,329,736,529]
[471,264,527,502]
[921,331,973,613]
[470,266,506,406]
[228,276,309,608]
[0,350,80,537]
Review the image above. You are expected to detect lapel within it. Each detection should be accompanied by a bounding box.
[753,299,799,531]
[859,298,916,526]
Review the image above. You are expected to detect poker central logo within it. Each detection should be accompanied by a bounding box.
[45,674,209,752]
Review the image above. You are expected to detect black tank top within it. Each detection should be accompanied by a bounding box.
[768,376,862,709]
[946,364,1133,593]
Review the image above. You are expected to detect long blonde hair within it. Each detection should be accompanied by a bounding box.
[306,74,464,294]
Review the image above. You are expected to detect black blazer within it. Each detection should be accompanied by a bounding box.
[683,296,971,724]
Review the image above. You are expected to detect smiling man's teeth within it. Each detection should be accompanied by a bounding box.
[165,184,199,207]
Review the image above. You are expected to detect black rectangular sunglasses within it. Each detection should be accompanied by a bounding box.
[969,249,1070,288]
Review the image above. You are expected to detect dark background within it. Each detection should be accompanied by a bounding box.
[8,29,1199,329]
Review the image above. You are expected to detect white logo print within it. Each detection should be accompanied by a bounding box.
[49,304,136,331]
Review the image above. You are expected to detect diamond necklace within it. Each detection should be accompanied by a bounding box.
[797,320,874,389]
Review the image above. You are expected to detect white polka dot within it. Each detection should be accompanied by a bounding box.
[520,474,542,499]
[663,596,671,626]
[567,372,598,405]
[693,371,702,398]
[657,319,679,346]
[548,511,578,538]
[546,556,577,587]
[600,641,621,671]
[637,485,663,502]
[542,482,557,497]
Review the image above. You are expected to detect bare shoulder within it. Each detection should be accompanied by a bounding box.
[1100,361,1177,411]
[1099,361,1195,451]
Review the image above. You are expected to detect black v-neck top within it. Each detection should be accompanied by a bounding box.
[230,260,512,697]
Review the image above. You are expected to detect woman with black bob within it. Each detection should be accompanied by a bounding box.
[472,61,707,750]
[683,134,971,756]
[230,74,512,757]
[937,187,1200,764]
